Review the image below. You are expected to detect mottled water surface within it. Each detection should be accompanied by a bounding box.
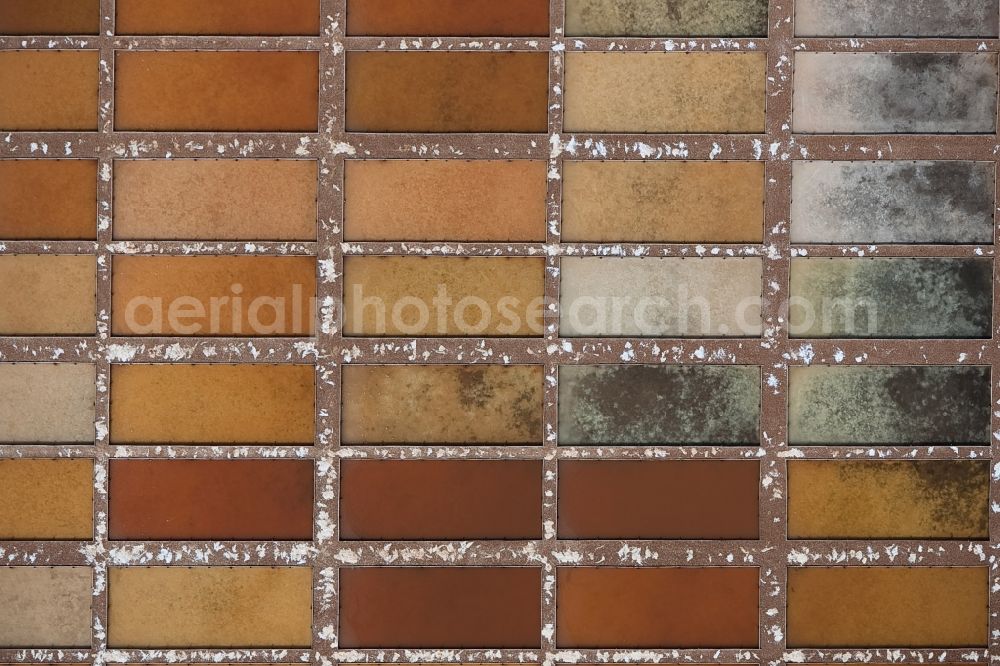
[789,258,992,338]
[560,257,763,337]
[796,0,998,36]
[791,161,995,244]
[559,365,760,445]
[342,365,543,444]
[793,53,998,133]
[565,0,768,36]
[788,366,991,445]
[788,460,990,539]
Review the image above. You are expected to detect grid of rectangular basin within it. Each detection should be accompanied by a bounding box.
[0,0,999,664]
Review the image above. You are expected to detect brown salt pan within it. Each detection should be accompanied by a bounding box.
[111,255,316,336]
[787,460,990,539]
[0,363,96,443]
[0,51,98,130]
[339,567,541,648]
[345,52,549,133]
[346,0,549,36]
[340,459,542,540]
[115,51,319,131]
[0,160,97,240]
[109,364,315,444]
[0,255,96,335]
[343,256,545,336]
[341,364,543,444]
[564,52,766,132]
[0,459,93,540]
[0,0,99,34]
[558,460,759,539]
[557,567,759,647]
[115,0,320,35]
[108,459,314,540]
[344,160,548,242]
[113,160,317,241]
[0,567,93,647]
[562,161,765,242]
[108,566,313,647]
[787,567,988,647]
